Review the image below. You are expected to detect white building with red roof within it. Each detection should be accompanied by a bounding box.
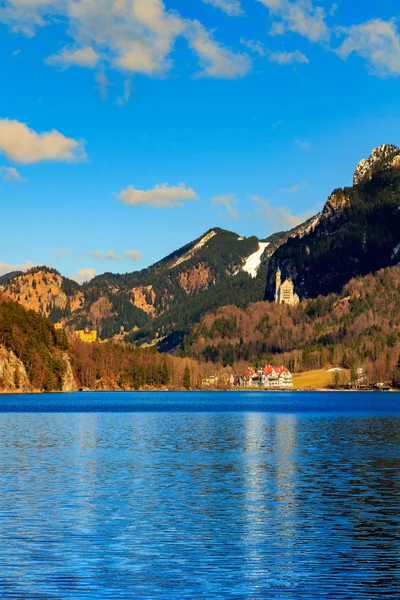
[234,365,293,389]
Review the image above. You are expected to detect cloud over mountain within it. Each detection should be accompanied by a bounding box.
[212,194,239,219]
[90,250,142,261]
[252,195,315,230]
[73,268,96,284]
[0,260,35,277]
[117,183,198,208]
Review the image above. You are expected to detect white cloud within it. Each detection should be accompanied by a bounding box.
[95,72,115,101]
[240,39,308,65]
[90,249,142,261]
[187,21,251,78]
[0,0,54,36]
[336,19,400,77]
[212,193,239,220]
[46,45,100,68]
[269,50,308,64]
[258,0,329,43]
[279,183,304,193]
[240,37,267,56]
[202,0,243,17]
[117,183,198,208]
[116,79,132,107]
[123,249,142,261]
[64,0,185,77]
[0,118,86,163]
[54,248,70,259]
[252,195,314,230]
[1,0,252,84]
[295,139,311,150]
[0,166,25,182]
[72,267,96,284]
[0,260,35,277]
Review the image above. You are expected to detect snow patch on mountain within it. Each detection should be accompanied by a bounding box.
[242,242,270,278]
[172,231,217,268]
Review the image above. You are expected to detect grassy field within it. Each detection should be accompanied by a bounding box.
[293,369,350,390]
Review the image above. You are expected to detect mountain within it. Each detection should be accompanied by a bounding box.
[265,144,400,301]
[3,144,400,355]
[0,271,23,285]
[0,224,310,349]
[0,295,219,392]
[182,265,400,386]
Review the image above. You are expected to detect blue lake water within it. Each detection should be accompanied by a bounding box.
[0,391,399,599]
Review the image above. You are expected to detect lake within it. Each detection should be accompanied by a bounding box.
[0,391,399,599]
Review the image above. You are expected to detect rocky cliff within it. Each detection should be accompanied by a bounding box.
[353,144,400,185]
[265,144,400,300]
[0,268,83,323]
[0,345,31,392]
[4,145,400,352]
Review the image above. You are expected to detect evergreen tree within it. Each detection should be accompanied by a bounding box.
[183,365,191,390]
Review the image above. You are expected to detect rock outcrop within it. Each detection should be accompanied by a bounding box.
[179,264,214,294]
[130,286,156,315]
[0,269,83,318]
[321,190,350,219]
[62,354,78,392]
[353,144,400,185]
[0,345,31,392]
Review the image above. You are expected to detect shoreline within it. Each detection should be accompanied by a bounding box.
[1,387,399,395]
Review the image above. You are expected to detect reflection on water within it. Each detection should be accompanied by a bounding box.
[0,392,399,599]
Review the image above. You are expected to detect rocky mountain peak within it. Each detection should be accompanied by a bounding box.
[353,144,400,185]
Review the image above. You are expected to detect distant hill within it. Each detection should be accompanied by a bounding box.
[0,271,23,285]
[182,266,400,386]
[0,224,311,349]
[0,295,219,392]
[3,144,400,359]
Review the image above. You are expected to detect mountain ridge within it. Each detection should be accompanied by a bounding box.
[265,144,400,301]
[3,144,400,354]
[0,221,312,348]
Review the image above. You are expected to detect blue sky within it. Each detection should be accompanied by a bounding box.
[1,0,400,281]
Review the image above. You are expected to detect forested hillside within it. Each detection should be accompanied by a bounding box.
[1,225,309,347]
[3,145,400,363]
[0,296,69,391]
[183,267,400,386]
[0,296,226,392]
[265,145,400,300]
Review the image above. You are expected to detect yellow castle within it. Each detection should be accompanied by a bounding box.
[75,327,98,343]
[275,267,300,306]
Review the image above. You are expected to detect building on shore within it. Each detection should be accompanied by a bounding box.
[275,267,299,306]
[75,327,98,344]
[234,365,293,389]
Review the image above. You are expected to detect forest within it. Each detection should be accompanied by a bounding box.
[0,296,69,390]
[0,295,228,392]
[183,267,400,386]
[265,165,400,300]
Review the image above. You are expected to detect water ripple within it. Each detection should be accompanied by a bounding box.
[0,392,399,598]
